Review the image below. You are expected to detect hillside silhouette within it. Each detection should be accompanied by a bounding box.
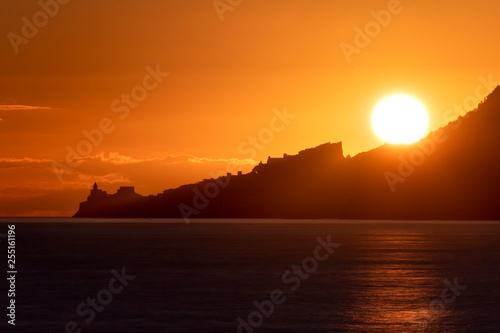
[74,86,500,219]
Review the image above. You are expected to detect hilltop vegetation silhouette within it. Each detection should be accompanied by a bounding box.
[74,86,500,219]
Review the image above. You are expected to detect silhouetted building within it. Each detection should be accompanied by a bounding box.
[117,186,136,196]
[88,182,108,201]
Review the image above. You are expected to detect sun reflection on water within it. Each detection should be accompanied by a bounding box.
[338,231,456,332]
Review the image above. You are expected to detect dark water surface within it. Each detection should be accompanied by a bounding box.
[1,219,499,332]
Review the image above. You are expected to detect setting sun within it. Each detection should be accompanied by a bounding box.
[372,95,429,144]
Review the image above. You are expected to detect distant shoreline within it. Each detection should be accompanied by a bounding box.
[1,218,500,224]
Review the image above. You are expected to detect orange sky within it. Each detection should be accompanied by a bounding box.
[0,0,499,216]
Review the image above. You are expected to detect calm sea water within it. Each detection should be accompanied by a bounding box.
[1,219,500,332]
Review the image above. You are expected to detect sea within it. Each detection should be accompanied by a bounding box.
[0,219,499,333]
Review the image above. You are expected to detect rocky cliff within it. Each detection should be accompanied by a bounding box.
[74,86,500,219]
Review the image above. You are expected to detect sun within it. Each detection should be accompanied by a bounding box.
[372,95,429,144]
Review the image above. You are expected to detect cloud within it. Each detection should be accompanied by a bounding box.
[0,157,52,163]
[186,156,257,165]
[74,172,131,187]
[0,105,52,111]
[86,152,258,166]
[87,152,161,165]
[0,153,257,173]
[0,157,130,191]
[0,105,54,122]
[0,157,52,168]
